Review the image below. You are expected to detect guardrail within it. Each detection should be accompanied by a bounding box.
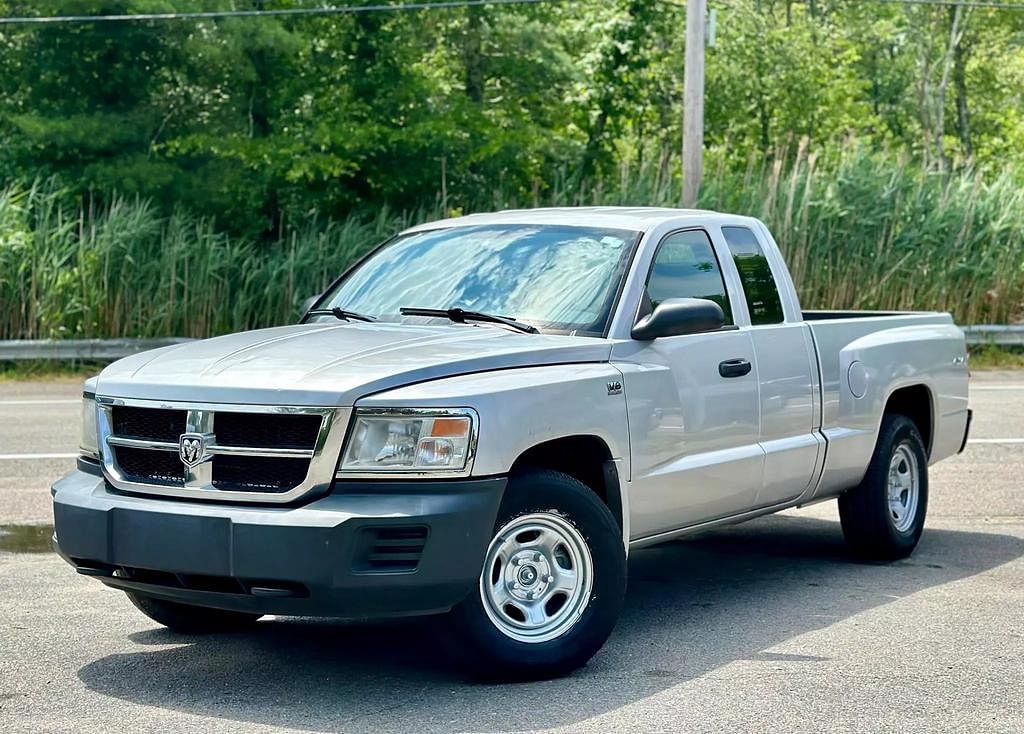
[0,326,1021,360]
[0,338,193,361]
[961,325,1024,346]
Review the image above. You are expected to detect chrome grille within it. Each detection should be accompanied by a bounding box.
[97,398,347,504]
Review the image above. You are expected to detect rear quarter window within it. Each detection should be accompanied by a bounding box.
[721,226,785,325]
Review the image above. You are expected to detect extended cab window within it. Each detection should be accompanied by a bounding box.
[643,229,732,324]
[721,226,784,325]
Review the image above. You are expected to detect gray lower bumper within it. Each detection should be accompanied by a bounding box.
[52,469,505,619]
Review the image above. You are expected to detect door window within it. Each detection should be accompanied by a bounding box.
[644,229,733,324]
[721,226,784,325]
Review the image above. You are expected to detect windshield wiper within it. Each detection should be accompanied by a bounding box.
[305,307,376,323]
[400,307,539,334]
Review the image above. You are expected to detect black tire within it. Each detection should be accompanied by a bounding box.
[125,591,263,633]
[838,413,929,561]
[441,469,627,681]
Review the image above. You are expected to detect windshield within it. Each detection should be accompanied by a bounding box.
[316,224,640,337]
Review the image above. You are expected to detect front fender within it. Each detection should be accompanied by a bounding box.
[354,363,630,481]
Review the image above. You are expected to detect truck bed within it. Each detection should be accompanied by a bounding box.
[802,310,969,498]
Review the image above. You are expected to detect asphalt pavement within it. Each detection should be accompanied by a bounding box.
[0,373,1022,733]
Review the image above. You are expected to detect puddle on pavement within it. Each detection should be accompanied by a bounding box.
[0,524,54,553]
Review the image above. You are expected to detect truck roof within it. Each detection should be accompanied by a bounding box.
[403,206,754,234]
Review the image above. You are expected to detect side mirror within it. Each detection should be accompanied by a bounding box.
[631,297,725,340]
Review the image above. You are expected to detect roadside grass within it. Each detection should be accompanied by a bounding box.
[0,360,106,382]
[0,181,411,340]
[701,144,1024,326]
[2,143,1023,340]
[968,345,1024,370]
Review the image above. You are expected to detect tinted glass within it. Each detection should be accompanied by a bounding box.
[645,229,732,324]
[320,224,638,337]
[722,226,785,325]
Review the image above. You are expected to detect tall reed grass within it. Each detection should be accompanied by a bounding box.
[0,183,412,339]
[1,144,1021,340]
[701,142,1024,325]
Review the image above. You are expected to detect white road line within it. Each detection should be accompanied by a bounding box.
[967,438,1024,444]
[0,453,77,460]
[971,385,1024,391]
[0,399,80,405]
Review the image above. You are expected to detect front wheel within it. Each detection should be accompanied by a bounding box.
[838,414,929,560]
[442,469,627,680]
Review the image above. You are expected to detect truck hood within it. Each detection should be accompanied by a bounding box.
[96,322,612,406]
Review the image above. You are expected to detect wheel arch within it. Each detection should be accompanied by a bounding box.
[508,435,626,539]
[882,383,934,458]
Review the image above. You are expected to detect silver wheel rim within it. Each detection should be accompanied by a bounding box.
[479,512,593,644]
[887,441,920,533]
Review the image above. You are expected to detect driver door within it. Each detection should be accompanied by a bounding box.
[612,228,764,540]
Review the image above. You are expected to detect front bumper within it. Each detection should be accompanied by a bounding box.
[52,468,505,619]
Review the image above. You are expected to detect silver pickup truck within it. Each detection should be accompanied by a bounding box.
[53,207,971,679]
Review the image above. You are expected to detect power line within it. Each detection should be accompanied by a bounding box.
[0,0,556,26]
[657,0,1024,9]
[869,0,1024,8]
[5,0,1019,25]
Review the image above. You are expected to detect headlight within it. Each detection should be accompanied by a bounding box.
[80,392,100,460]
[338,409,477,476]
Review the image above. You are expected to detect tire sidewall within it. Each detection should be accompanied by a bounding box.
[878,418,929,550]
[449,470,626,678]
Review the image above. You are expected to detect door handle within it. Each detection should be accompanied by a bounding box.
[719,358,752,378]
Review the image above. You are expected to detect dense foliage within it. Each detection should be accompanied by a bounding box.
[1,0,1023,338]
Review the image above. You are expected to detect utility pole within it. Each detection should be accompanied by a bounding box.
[682,0,706,208]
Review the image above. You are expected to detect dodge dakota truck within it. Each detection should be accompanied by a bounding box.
[53,207,971,679]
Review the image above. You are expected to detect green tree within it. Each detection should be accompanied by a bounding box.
[0,1,190,196]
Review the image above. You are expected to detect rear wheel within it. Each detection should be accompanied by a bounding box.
[125,591,262,633]
[443,469,626,680]
[838,414,929,560]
